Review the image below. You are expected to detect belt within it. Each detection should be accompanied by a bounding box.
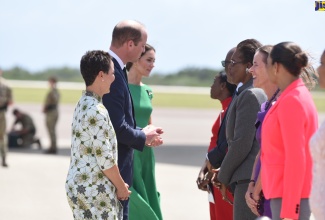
[236,179,251,185]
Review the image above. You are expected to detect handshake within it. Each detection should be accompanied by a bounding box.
[142,125,164,147]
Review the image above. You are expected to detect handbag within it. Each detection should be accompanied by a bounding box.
[256,191,265,216]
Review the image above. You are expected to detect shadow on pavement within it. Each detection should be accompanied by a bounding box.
[9,144,207,167]
[154,145,207,167]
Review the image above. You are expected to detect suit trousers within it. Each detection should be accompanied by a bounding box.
[270,198,310,220]
[233,182,257,220]
[120,199,129,220]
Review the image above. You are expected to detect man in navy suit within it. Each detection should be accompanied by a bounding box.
[102,20,163,220]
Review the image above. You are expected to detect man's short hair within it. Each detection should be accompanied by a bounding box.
[111,22,143,48]
[80,50,112,86]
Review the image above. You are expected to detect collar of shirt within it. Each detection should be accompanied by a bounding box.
[108,50,125,70]
[236,82,243,93]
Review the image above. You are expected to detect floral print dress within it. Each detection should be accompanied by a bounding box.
[65,91,122,220]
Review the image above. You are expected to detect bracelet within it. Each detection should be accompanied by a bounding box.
[249,180,255,183]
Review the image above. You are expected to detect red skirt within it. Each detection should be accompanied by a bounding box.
[209,186,233,220]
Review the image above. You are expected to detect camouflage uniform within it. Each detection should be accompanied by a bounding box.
[44,87,59,152]
[0,77,12,166]
[13,113,37,147]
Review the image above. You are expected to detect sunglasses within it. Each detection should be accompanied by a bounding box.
[221,60,231,67]
[229,60,244,66]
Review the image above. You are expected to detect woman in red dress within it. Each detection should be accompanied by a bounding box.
[196,48,237,220]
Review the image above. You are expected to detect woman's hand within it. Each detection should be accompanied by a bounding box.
[245,182,259,216]
[116,183,131,201]
[210,169,221,189]
[196,169,210,191]
[252,189,260,203]
[219,183,233,205]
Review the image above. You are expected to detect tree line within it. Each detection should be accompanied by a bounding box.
[2,66,224,87]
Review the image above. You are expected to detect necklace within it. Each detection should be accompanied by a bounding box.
[265,88,280,110]
[83,90,101,102]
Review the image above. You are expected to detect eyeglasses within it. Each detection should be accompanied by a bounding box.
[221,60,231,67]
[229,60,244,66]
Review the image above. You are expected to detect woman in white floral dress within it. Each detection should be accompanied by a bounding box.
[65,50,130,220]
[310,50,325,220]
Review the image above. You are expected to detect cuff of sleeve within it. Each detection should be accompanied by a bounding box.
[206,153,210,161]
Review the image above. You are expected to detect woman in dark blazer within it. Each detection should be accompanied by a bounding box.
[217,39,267,220]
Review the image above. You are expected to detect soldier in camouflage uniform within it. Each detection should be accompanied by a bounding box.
[11,109,40,148]
[0,69,13,167]
[11,109,41,148]
[43,77,60,154]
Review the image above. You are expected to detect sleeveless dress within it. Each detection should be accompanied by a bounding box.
[128,84,163,220]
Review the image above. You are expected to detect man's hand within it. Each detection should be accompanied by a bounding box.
[149,136,163,146]
[143,125,164,147]
[155,127,164,135]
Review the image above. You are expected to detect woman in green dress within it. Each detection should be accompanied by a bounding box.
[126,44,163,220]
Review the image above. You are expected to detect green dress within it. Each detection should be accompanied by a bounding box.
[128,84,163,220]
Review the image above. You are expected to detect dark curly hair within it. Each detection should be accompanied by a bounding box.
[219,71,237,95]
[237,39,263,64]
[80,50,112,86]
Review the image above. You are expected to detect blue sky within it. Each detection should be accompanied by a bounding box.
[1,0,324,74]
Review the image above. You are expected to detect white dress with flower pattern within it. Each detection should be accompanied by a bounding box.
[310,121,325,220]
[65,92,122,220]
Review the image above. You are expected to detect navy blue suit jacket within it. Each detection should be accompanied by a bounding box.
[207,107,230,168]
[102,58,146,186]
